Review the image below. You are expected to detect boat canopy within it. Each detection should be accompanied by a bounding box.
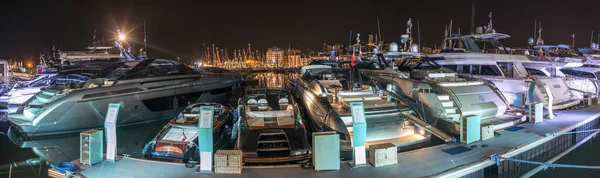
[301,65,336,80]
[534,45,582,57]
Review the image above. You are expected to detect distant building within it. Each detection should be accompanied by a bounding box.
[266,46,283,68]
[368,34,374,46]
[286,49,302,67]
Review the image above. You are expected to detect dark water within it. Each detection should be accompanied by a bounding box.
[0,118,168,178]
[532,124,600,178]
[0,72,298,178]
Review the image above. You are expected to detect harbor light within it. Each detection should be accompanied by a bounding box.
[118,34,126,41]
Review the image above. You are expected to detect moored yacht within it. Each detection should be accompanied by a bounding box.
[142,103,233,163]
[288,64,445,152]
[235,88,311,163]
[9,59,239,137]
[359,55,525,135]
[430,33,581,109]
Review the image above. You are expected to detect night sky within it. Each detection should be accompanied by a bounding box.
[0,0,598,61]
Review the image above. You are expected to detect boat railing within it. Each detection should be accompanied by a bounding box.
[563,77,600,97]
[446,89,463,108]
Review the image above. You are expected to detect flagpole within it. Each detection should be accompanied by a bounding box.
[144,18,148,57]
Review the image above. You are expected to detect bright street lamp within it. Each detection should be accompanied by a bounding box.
[118,34,126,41]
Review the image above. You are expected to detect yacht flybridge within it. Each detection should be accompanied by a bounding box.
[288,64,452,152]
[430,33,581,110]
[359,55,525,135]
[9,59,239,137]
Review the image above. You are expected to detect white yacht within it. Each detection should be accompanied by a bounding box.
[359,55,525,135]
[430,33,581,110]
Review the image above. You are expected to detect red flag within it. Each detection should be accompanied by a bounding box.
[181,132,187,142]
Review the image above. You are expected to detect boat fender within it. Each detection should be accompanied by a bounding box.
[53,162,77,173]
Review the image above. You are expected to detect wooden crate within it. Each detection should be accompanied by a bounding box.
[215,150,242,174]
[368,143,397,167]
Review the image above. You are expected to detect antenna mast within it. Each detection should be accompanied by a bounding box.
[471,4,475,34]
[418,20,421,51]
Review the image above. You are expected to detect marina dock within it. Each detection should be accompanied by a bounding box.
[79,105,600,178]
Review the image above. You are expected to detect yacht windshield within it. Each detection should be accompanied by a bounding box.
[120,59,198,80]
[95,61,139,80]
[303,68,336,80]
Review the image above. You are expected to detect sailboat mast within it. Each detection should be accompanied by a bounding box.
[144,18,148,57]
[418,20,421,52]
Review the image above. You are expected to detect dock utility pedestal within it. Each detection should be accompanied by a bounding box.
[80,129,103,166]
[460,115,481,144]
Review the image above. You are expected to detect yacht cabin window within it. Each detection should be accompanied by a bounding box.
[560,69,597,79]
[525,68,548,77]
[497,62,513,77]
[441,64,501,76]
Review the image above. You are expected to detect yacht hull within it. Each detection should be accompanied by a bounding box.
[9,75,238,137]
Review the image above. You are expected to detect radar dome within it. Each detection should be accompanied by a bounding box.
[389,42,399,52]
[475,27,483,34]
[527,37,535,46]
[411,44,419,53]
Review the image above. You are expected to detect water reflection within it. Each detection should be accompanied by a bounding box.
[246,72,300,88]
[6,120,168,164]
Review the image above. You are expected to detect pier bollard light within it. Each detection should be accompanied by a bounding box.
[349,102,367,168]
[104,103,121,162]
[197,106,215,174]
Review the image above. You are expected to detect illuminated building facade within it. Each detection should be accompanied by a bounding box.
[266,46,283,68]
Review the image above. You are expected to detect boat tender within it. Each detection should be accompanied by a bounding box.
[142,103,233,163]
[236,88,311,163]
